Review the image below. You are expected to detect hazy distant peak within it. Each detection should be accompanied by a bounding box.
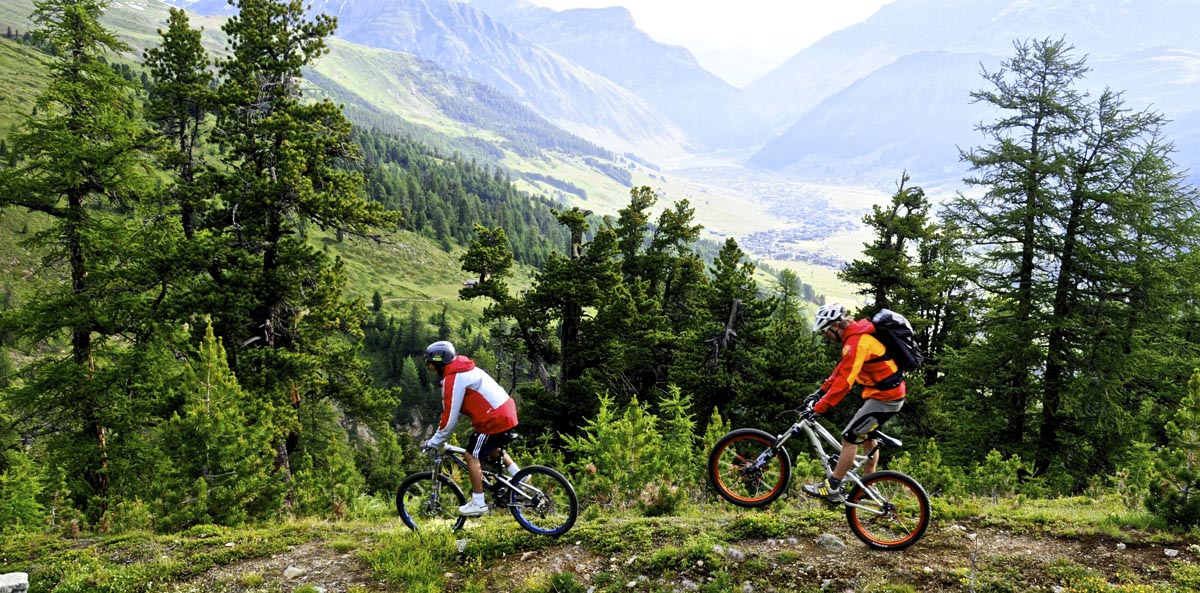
[559,6,636,27]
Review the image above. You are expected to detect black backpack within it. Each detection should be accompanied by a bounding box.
[869,309,925,373]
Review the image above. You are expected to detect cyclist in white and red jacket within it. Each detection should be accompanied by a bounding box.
[421,340,520,516]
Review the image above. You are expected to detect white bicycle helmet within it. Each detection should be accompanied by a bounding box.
[814,303,847,332]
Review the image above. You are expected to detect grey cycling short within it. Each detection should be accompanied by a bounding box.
[842,398,904,444]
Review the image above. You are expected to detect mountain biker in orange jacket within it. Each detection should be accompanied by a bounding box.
[420,340,520,517]
[802,303,906,503]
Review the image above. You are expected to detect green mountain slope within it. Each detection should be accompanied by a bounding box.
[0,36,49,135]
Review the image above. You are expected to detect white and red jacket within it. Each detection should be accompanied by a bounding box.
[427,356,518,448]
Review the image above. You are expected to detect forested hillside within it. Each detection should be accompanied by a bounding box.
[2,3,1200,577]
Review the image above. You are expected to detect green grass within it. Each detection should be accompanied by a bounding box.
[2,494,1197,593]
[0,38,49,135]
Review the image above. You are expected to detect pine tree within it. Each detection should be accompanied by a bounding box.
[153,323,283,529]
[840,172,933,314]
[944,37,1200,479]
[1148,369,1200,526]
[201,0,400,489]
[0,0,155,518]
[144,7,213,240]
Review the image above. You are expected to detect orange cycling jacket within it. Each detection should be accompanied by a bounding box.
[813,319,906,415]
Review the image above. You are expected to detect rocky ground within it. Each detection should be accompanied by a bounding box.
[171,518,1200,592]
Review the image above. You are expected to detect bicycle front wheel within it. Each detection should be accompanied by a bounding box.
[396,471,467,532]
[708,428,792,508]
[509,466,578,536]
[844,470,931,550]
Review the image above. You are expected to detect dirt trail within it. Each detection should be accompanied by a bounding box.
[178,521,1198,592]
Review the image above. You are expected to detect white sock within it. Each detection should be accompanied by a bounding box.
[507,463,520,477]
[472,492,486,506]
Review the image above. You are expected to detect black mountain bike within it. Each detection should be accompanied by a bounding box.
[396,442,578,536]
[707,402,931,550]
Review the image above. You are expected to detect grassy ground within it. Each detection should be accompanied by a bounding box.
[3,494,1197,593]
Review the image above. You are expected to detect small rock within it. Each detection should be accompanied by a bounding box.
[282,566,305,579]
[966,533,977,541]
[923,566,933,574]
[1190,544,1200,554]
[1116,542,1127,551]
[444,572,455,579]
[224,542,236,548]
[814,533,846,551]
[626,580,637,588]
[1165,549,1180,558]
[624,555,637,566]
[696,560,704,567]
[0,572,30,593]
[521,551,535,561]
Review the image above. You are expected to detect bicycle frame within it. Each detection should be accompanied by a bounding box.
[424,444,539,510]
[766,417,895,515]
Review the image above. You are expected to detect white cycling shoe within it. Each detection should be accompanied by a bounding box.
[458,499,490,517]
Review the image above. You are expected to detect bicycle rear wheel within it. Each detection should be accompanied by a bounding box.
[707,428,792,508]
[844,470,930,550]
[396,471,467,532]
[509,466,578,536]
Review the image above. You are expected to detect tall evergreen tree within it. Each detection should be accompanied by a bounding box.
[0,0,154,517]
[199,0,400,491]
[840,172,933,314]
[144,7,212,240]
[943,37,1090,458]
[944,37,1200,480]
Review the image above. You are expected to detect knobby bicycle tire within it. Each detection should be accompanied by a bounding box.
[844,470,931,550]
[509,465,578,536]
[708,428,792,508]
[396,471,468,532]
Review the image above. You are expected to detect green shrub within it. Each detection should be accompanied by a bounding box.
[1146,369,1200,528]
[890,439,961,497]
[637,479,687,517]
[563,394,670,508]
[0,448,46,533]
[970,450,1027,502]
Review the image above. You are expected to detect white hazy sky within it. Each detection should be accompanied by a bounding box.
[526,1,895,86]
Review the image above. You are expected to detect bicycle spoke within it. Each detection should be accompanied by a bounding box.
[709,431,790,507]
[845,471,930,550]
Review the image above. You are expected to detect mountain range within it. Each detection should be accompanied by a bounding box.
[7,0,1200,222]
[165,0,1200,190]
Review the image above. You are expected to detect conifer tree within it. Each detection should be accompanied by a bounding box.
[944,37,1200,478]
[153,323,282,529]
[200,0,400,487]
[1148,368,1200,526]
[144,7,212,239]
[0,0,154,517]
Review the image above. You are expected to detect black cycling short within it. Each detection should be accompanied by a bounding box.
[467,429,517,460]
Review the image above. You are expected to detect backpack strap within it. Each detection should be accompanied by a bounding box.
[870,371,904,391]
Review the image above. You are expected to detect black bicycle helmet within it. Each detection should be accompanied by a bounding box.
[424,340,456,375]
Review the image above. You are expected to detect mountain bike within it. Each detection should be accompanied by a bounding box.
[707,401,931,550]
[396,440,579,536]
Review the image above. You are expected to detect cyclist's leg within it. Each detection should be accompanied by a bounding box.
[465,432,492,494]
